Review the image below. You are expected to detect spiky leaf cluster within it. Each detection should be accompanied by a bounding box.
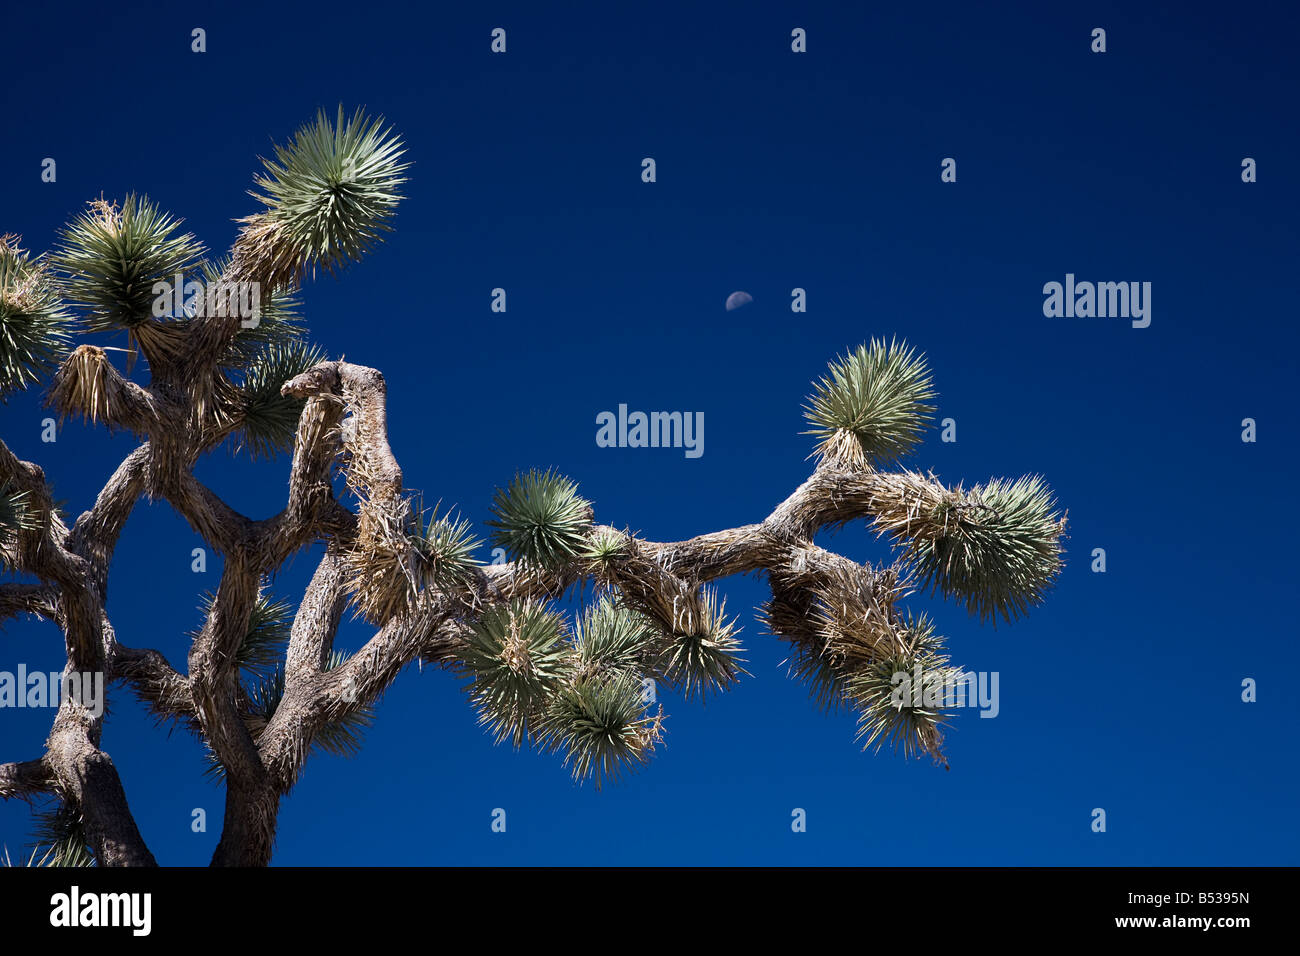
[539,671,661,789]
[26,801,95,868]
[240,593,295,674]
[573,595,658,678]
[1,844,93,868]
[455,600,573,747]
[409,499,482,593]
[901,475,1065,624]
[0,236,76,397]
[248,106,409,286]
[580,526,630,579]
[848,614,960,765]
[0,480,35,540]
[192,588,294,678]
[55,196,204,332]
[244,663,287,731]
[657,587,747,700]
[803,338,936,467]
[487,469,593,570]
[231,339,326,458]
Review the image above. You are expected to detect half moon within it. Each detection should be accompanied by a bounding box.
[725,291,753,311]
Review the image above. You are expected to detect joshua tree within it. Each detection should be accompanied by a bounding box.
[0,108,1067,866]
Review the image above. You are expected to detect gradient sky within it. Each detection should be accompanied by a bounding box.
[1,0,1297,865]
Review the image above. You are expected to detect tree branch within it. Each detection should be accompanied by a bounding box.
[0,583,57,623]
[0,760,54,802]
[107,642,196,726]
[67,444,151,595]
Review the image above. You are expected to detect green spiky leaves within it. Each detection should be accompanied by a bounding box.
[0,480,36,541]
[0,235,76,398]
[409,499,482,593]
[231,339,326,458]
[573,595,658,678]
[804,338,936,468]
[892,475,1066,624]
[848,614,959,766]
[609,554,750,700]
[193,588,294,678]
[247,106,409,289]
[243,662,288,731]
[452,596,665,787]
[545,597,665,788]
[539,671,662,789]
[23,801,94,868]
[656,587,747,700]
[580,526,630,579]
[55,196,204,333]
[455,600,573,748]
[487,469,593,570]
[204,247,325,457]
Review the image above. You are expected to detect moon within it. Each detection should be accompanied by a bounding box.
[725,291,753,311]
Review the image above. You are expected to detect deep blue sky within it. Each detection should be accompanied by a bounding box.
[1,1,1297,865]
